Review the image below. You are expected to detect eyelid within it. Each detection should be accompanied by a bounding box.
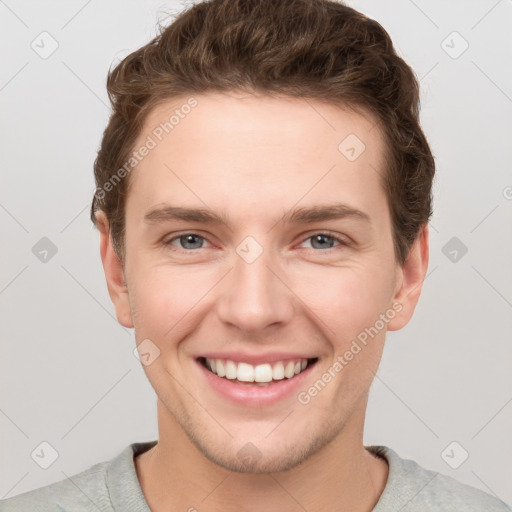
[297,230,351,249]
[162,230,351,251]
[162,231,214,249]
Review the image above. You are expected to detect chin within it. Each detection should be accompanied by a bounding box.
[189,427,338,474]
[202,445,309,474]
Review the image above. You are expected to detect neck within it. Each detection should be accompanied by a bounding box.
[135,400,388,512]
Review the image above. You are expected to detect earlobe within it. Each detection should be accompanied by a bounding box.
[95,212,134,328]
[387,224,430,331]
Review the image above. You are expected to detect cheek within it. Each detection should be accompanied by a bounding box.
[126,243,396,350]
[295,263,392,339]
[127,263,211,340]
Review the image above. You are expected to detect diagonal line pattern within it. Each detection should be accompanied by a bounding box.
[268,474,309,511]
[304,98,336,130]
[0,203,29,232]
[470,470,502,500]
[419,62,439,83]
[60,204,89,233]
[0,266,29,296]
[471,266,512,308]
[428,221,439,234]
[0,408,29,438]
[469,204,499,233]
[0,472,30,500]
[61,369,132,439]
[471,395,512,439]
[471,0,503,30]
[398,473,439,511]
[372,371,439,438]
[61,0,94,30]
[60,265,132,334]
[201,472,232,502]
[61,61,109,109]
[60,470,102,511]
[407,0,439,28]
[264,409,294,438]
[472,61,512,105]
[0,62,29,92]
[0,0,29,28]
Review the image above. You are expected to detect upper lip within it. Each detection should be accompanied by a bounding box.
[197,352,318,365]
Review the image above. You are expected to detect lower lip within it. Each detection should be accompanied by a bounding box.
[196,359,317,407]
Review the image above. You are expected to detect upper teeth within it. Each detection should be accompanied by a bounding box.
[205,358,309,382]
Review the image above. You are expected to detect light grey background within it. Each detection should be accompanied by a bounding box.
[1,0,511,504]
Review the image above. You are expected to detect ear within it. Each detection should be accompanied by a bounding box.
[95,212,133,328]
[387,224,429,331]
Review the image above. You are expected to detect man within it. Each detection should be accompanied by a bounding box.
[2,0,510,510]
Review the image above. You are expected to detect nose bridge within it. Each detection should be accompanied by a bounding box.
[216,236,294,332]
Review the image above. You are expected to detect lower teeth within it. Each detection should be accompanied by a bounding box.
[230,378,277,386]
[205,372,290,385]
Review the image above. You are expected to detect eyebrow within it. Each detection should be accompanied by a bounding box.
[143,203,371,226]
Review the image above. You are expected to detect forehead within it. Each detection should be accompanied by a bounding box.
[127,91,388,227]
[137,91,382,158]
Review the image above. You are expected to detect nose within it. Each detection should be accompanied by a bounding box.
[216,244,295,333]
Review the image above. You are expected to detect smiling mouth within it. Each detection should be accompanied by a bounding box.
[198,357,318,386]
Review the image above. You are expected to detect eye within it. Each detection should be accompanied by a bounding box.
[299,232,348,251]
[164,232,211,251]
[162,231,348,253]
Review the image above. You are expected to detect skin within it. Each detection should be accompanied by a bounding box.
[96,90,429,512]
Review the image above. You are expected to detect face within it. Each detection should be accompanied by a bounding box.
[100,91,427,473]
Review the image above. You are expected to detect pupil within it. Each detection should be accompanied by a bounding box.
[182,234,202,249]
[313,234,333,249]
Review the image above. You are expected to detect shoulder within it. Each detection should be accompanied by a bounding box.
[0,441,154,512]
[368,445,511,512]
[0,462,110,512]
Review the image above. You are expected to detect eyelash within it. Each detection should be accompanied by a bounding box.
[162,231,349,252]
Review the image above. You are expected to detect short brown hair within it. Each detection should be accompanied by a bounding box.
[90,0,435,265]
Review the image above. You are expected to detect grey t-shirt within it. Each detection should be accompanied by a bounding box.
[1,440,510,511]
